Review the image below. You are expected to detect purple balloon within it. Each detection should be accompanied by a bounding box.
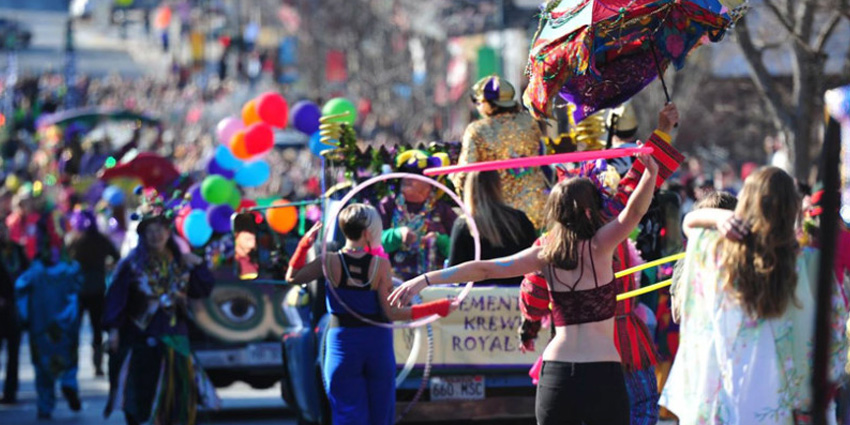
[206,204,234,233]
[207,157,236,179]
[189,184,209,210]
[216,116,245,145]
[290,100,321,135]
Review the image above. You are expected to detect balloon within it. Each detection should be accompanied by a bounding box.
[154,6,171,30]
[266,199,298,234]
[321,98,357,126]
[4,175,20,192]
[174,206,192,238]
[308,131,328,157]
[183,209,213,247]
[237,199,257,212]
[188,183,209,210]
[216,116,244,145]
[242,99,261,126]
[207,157,235,179]
[214,145,243,171]
[226,189,242,210]
[230,131,252,160]
[234,160,270,188]
[207,204,234,233]
[200,175,235,205]
[243,123,274,156]
[290,100,321,135]
[102,185,125,207]
[256,92,289,128]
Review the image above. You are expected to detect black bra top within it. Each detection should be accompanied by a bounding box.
[336,252,375,291]
[544,243,617,326]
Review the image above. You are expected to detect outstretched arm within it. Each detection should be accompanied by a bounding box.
[388,246,544,308]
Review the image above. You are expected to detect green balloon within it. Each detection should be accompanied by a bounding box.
[256,196,276,208]
[321,98,357,126]
[227,189,242,210]
[201,175,234,205]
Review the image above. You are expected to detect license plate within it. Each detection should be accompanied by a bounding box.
[244,342,282,366]
[429,375,485,401]
[195,343,282,368]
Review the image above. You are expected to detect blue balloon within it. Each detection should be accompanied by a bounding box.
[102,185,125,207]
[207,156,235,179]
[183,209,213,247]
[214,145,244,171]
[234,160,271,188]
[206,204,234,233]
[188,183,209,210]
[309,131,330,157]
[290,100,321,135]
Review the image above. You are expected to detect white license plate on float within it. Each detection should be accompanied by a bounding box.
[429,376,485,401]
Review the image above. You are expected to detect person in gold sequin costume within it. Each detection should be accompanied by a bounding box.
[453,76,550,229]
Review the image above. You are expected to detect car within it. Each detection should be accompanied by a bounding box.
[186,226,296,391]
[0,18,32,50]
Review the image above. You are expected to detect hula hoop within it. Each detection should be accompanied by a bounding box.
[423,146,653,176]
[616,278,673,301]
[322,172,481,329]
[614,252,685,279]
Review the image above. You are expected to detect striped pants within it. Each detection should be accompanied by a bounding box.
[624,366,659,425]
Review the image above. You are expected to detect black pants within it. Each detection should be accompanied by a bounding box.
[0,326,20,400]
[536,361,630,425]
[79,293,104,372]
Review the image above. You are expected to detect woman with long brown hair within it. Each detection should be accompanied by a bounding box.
[660,166,847,425]
[390,154,660,425]
[447,171,537,285]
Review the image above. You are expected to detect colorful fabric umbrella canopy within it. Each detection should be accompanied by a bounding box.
[523,0,738,122]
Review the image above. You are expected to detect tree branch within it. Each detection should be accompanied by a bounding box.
[764,0,798,33]
[814,12,843,53]
[734,17,795,127]
[762,0,812,48]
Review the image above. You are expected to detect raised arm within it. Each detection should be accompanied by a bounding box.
[285,222,323,284]
[682,208,748,240]
[593,153,659,254]
[388,246,544,307]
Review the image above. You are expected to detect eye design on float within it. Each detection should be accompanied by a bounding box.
[191,282,296,343]
[218,298,258,324]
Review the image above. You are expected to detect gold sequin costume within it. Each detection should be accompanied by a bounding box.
[453,112,549,229]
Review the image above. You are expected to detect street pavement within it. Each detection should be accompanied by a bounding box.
[0,316,297,425]
[0,2,169,77]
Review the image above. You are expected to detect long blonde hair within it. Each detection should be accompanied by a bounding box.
[463,171,526,248]
[718,167,799,319]
[539,178,603,269]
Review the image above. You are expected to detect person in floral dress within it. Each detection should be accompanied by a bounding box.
[660,167,848,425]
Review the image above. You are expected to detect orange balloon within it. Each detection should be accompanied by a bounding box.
[154,7,172,30]
[230,131,252,160]
[242,99,261,126]
[266,199,298,234]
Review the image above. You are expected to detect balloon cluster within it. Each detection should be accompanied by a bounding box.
[178,92,291,247]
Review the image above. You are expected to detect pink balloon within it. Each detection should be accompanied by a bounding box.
[216,117,245,145]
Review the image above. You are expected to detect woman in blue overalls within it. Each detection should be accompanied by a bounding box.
[286,204,453,425]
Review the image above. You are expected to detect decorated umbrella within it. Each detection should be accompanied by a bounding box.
[523,0,743,122]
